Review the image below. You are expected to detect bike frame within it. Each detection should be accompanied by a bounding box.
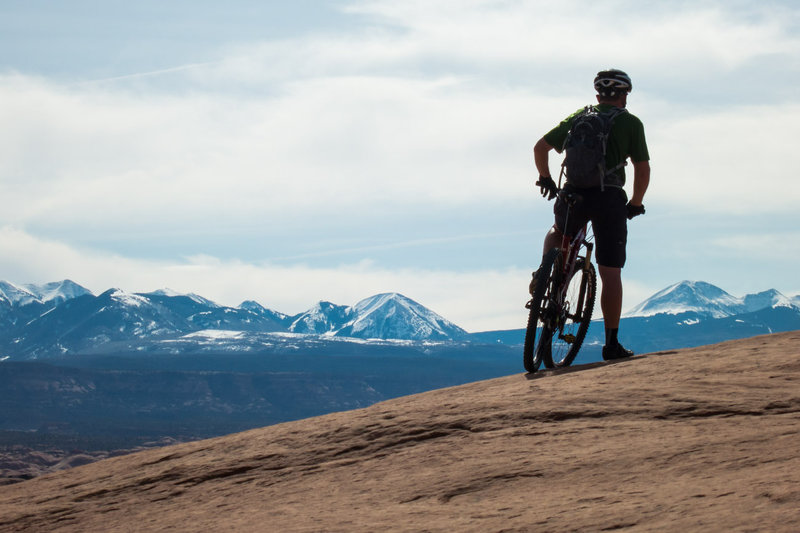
[553,193,594,325]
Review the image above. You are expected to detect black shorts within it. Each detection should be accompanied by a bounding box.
[554,186,628,268]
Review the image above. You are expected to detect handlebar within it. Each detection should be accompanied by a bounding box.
[536,177,645,219]
[535,177,579,205]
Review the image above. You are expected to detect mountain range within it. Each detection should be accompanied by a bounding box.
[1,278,799,361]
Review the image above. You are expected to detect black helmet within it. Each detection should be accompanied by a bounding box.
[594,69,632,97]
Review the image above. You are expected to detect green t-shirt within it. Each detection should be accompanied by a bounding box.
[543,104,649,186]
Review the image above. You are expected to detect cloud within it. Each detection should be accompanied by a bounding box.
[1,0,796,235]
[342,0,800,74]
[645,103,800,214]
[711,231,800,260]
[0,71,547,232]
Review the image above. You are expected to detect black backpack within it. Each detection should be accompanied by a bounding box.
[561,106,627,189]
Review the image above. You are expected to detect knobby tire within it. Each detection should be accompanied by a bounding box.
[541,256,596,369]
[523,248,559,373]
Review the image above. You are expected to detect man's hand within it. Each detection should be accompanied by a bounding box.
[536,176,557,200]
[626,202,645,219]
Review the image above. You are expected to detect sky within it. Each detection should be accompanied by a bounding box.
[1,0,799,332]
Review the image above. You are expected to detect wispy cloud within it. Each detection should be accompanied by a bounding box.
[74,62,215,86]
[266,230,538,262]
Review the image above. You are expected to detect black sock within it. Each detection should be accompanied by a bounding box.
[605,328,619,347]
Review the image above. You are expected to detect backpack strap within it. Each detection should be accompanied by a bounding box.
[559,106,594,154]
[599,106,628,190]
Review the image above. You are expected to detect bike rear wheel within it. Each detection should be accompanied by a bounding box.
[538,256,596,369]
[523,248,559,373]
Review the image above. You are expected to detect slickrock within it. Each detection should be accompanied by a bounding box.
[1,331,799,532]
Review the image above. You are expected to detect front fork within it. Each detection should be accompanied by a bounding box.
[555,239,593,340]
[570,240,593,323]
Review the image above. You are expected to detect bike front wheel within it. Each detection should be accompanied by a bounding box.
[538,256,596,369]
[523,248,560,373]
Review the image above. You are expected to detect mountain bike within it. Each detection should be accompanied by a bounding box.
[524,189,597,372]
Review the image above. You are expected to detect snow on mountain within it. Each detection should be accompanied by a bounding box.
[0,281,40,306]
[239,300,263,313]
[625,281,746,318]
[142,289,220,308]
[24,280,92,304]
[110,289,151,308]
[239,300,290,325]
[289,301,350,335]
[137,291,286,333]
[83,288,181,336]
[336,293,467,341]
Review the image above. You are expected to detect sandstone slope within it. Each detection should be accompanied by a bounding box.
[1,332,799,532]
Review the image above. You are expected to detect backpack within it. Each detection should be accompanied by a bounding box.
[561,105,627,189]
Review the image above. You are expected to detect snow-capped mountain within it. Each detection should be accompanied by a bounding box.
[286,293,467,341]
[0,280,94,333]
[336,293,467,341]
[626,281,766,318]
[26,280,93,304]
[0,280,91,306]
[0,281,40,306]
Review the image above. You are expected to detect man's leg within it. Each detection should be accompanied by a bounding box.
[543,225,562,257]
[530,225,563,296]
[598,265,622,330]
[598,265,633,359]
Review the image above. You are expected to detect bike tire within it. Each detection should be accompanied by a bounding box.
[541,257,596,369]
[523,248,559,373]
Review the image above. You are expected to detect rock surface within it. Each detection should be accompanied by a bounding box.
[0,439,182,486]
[1,332,799,532]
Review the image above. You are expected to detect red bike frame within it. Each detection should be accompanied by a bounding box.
[554,195,594,326]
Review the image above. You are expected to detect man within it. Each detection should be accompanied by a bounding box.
[532,69,650,361]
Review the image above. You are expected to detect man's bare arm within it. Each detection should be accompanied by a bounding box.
[533,137,554,178]
[630,160,650,206]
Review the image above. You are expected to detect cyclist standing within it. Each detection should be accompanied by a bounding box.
[532,69,650,361]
